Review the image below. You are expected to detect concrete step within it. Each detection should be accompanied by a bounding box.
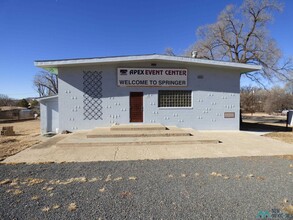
[87,132,192,138]
[110,124,166,131]
[57,135,220,147]
[87,127,191,138]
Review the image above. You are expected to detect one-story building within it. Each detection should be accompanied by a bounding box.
[35,54,261,134]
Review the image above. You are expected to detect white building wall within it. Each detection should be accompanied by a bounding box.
[40,97,59,134]
[58,61,240,131]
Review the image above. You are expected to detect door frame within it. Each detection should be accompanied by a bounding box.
[129,92,144,123]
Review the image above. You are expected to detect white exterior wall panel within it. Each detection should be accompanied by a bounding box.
[40,97,59,134]
[58,61,240,131]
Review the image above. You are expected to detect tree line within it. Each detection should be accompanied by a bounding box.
[0,94,38,108]
[240,85,293,114]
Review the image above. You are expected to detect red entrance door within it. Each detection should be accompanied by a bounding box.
[130,92,143,122]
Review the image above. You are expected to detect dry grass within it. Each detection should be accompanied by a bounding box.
[256,176,265,181]
[13,189,22,195]
[42,186,54,191]
[0,120,40,160]
[12,189,23,195]
[210,172,223,177]
[120,191,132,199]
[280,198,293,215]
[113,177,123,181]
[26,178,44,186]
[128,176,137,180]
[263,132,293,144]
[41,207,50,212]
[31,195,39,200]
[277,155,293,160]
[105,175,111,182]
[52,204,60,209]
[67,203,77,211]
[99,187,105,192]
[48,177,87,185]
[10,182,18,187]
[0,179,12,185]
[88,177,99,182]
[283,204,293,215]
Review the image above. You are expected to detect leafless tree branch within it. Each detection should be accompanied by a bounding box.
[33,71,58,97]
[185,0,290,86]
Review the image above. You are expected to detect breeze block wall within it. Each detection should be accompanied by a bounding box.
[58,61,240,131]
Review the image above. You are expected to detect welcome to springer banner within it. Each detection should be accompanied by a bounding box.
[117,68,188,87]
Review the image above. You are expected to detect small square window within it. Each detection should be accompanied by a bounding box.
[158,90,192,107]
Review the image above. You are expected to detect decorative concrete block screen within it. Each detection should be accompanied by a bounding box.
[83,71,103,120]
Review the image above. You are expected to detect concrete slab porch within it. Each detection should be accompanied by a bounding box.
[58,125,220,147]
[2,125,293,163]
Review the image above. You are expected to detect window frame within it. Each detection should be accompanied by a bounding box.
[158,90,193,109]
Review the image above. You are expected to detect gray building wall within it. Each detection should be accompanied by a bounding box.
[40,97,59,134]
[58,61,240,131]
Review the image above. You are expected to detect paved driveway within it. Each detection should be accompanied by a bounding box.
[0,156,292,219]
[2,130,293,163]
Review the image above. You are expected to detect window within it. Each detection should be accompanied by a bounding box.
[158,90,192,108]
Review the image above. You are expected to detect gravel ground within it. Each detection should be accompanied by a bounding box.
[0,156,292,220]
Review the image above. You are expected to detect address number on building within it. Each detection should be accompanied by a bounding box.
[117,68,188,87]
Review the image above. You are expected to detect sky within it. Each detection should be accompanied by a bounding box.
[0,0,293,99]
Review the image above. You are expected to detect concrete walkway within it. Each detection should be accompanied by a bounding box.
[2,128,293,163]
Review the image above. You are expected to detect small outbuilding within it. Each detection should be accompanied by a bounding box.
[0,106,34,120]
[35,54,261,134]
[37,95,59,134]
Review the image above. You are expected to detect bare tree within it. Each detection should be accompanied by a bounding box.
[241,85,293,114]
[33,71,58,97]
[164,47,175,56]
[285,71,293,94]
[263,87,293,113]
[186,0,292,85]
[0,94,14,106]
[240,86,258,114]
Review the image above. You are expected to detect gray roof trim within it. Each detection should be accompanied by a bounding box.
[34,54,262,72]
[36,95,58,102]
[35,54,157,62]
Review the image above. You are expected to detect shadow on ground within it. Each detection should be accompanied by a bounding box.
[240,122,292,132]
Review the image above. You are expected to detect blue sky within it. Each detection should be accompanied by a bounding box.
[0,0,292,99]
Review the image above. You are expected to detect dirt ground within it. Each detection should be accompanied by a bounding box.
[264,132,293,144]
[0,120,40,161]
[242,112,293,144]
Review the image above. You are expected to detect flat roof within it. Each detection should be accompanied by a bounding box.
[36,95,58,102]
[35,54,262,73]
